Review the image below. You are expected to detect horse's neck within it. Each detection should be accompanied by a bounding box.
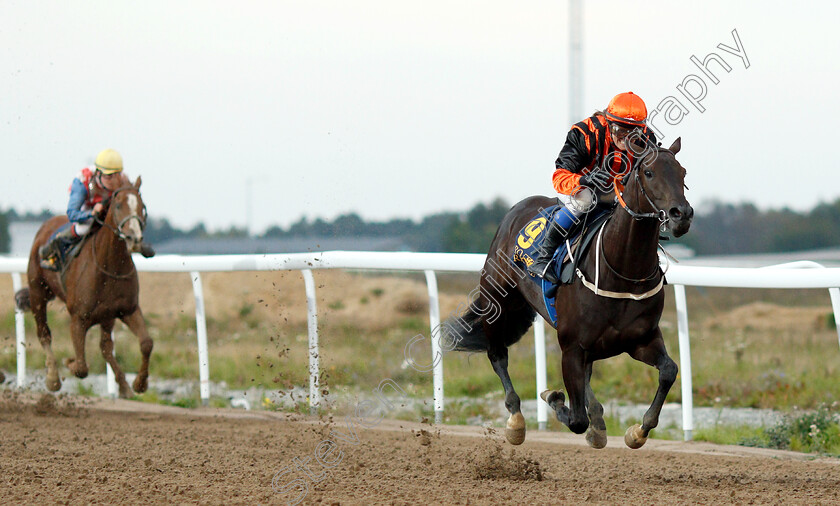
[599,189,660,281]
[95,219,132,271]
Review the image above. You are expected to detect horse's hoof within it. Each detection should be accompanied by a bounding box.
[132,375,148,394]
[540,389,565,406]
[64,358,88,378]
[0,371,5,383]
[118,383,133,399]
[624,424,648,449]
[45,375,62,392]
[586,427,608,449]
[505,412,526,445]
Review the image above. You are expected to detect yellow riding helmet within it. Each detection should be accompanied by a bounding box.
[94,148,124,174]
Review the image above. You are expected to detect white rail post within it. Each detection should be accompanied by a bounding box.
[12,273,26,388]
[106,332,117,397]
[673,284,694,441]
[829,287,840,351]
[534,315,548,430]
[302,269,320,414]
[190,271,211,405]
[424,270,444,424]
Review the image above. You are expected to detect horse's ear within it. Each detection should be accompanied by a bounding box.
[134,176,142,189]
[668,137,681,155]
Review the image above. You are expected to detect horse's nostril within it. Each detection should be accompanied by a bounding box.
[669,208,682,220]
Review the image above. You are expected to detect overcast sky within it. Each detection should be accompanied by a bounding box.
[2,0,838,233]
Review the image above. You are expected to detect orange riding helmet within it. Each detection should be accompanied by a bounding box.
[605,92,647,127]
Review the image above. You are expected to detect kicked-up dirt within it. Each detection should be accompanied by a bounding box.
[1,392,839,505]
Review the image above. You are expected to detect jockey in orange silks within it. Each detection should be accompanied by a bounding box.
[528,92,658,283]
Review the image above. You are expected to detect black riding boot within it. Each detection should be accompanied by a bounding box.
[527,220,573,284]
[39,225,77,271]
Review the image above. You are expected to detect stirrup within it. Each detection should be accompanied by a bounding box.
[528,260,559,284]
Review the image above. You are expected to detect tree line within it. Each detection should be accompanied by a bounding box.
[2,197,839,255]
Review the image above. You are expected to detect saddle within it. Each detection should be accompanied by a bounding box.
[51,222,102,278]
[511,203,612,326]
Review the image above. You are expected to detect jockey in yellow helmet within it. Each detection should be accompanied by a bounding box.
[39,149,155,271]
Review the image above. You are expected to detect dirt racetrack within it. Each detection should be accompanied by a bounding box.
[1,393,839,505]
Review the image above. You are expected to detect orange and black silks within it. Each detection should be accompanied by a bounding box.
[552,113,657,196]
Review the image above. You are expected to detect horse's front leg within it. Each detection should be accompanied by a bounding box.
[624,328,677,449]
[561,345,589,434]
[64,317,89,379]
[120,308,153,394]
[540,343,589,434]
[99,319,132,398]
[30,287,61,391]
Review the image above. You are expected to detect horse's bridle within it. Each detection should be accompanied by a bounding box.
[90,186,146,279]
[613,148,672,225]
[93,186,147,242]
[593,148,675,287]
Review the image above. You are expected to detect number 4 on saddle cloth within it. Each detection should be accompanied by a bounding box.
[510,204,611,327]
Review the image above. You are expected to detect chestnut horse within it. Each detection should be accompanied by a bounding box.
[16,177,153,398]
[444,138,692,449]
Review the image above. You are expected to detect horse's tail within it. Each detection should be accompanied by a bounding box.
[441,297,536,352]
[441,300,489,352]
[15,288,31,312]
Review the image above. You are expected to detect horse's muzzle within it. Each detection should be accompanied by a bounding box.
[668,204,693,237]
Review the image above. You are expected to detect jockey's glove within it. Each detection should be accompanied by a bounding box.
[579,170,611,190]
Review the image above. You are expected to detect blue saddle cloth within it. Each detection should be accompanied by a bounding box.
[510,204,609,327]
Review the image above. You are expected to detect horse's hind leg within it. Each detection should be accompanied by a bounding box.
[120,308,153,393]
[64,316,89,379]
[487,342,526,445]
[584,363,607,449]
[624,328,677,449]
[99,319,132,399]
[30,286,61,391]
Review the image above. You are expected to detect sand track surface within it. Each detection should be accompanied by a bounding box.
[1,393,839,505]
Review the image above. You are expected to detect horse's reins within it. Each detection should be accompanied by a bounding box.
[576,151,674,299]
[91,186,146,279]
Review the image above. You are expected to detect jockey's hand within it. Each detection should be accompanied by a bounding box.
[579,170,611,190]
[93,203,104,217]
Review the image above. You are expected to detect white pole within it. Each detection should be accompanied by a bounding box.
[568,0,583,126]
[424,270,444,424]
[534,315,548,430]
[12,273,26,388]
[190,271,211,405]
[302,269,320,414]
[106,333,117,398]
[673,284,694,441]
[829,287,840,351]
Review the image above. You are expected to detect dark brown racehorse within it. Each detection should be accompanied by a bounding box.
[443,138,692,449]
[16,177,153,398]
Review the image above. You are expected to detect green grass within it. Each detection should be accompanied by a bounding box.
[738,403,840,456]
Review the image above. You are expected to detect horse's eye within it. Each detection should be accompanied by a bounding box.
[644,170,653,178]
